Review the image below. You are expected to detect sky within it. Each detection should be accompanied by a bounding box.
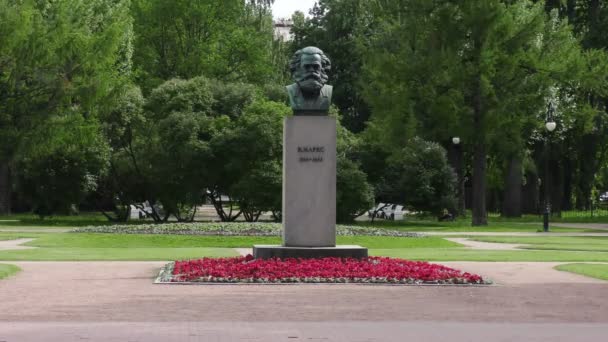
[271,0,317,19]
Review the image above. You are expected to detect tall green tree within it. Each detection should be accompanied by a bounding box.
[540,0,608,211]
[0,0,133,215]
[132,0,277,92]
[360,0,599,224]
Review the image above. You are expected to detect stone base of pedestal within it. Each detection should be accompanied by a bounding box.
[253,245,368,259]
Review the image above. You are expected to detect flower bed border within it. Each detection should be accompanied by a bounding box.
[71,222,423,238]
[155,258,493,286]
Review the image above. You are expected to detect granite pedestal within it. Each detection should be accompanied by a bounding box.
[254,116,367,259]
[253,245,368,259]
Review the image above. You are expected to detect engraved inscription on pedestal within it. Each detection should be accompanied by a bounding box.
[298,146,325,163]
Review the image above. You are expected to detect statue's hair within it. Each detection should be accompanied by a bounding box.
[289,46,331,83]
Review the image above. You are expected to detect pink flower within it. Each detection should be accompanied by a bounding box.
[171,256,486,284]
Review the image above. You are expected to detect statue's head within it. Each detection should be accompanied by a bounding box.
[289,46,331,95]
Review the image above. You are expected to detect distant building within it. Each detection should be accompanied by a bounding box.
[274,18,293,41]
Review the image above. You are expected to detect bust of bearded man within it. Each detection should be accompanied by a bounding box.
[286,46,333,115]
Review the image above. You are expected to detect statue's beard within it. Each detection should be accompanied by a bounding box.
[297,73,324,95]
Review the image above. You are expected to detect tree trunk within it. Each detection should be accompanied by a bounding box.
[502,155,522,217]
[447,143,465,217]
[551,158,564,217]
[562,158,573,211]
[457,147,466,217]
[472,141,487,225]
[471,74,487,226]
[522,171,539,214]
[0,161,11,215]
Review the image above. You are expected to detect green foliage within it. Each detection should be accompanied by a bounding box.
[0,0,133,215]
[387,138,456,216]
[213,99,289,221]
[336,158,374,222]
[16,115,110,217]
[132,0,277,91]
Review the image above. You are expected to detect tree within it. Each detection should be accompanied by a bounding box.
[539,0,608,212]
[376,138,456,217]
[211,99,289,221]
[132,0,277,92]
[140,76,228,221]
[359,0,599,224]
[0,0,133,215]
[15,115,109,217]
[336,157,374,222]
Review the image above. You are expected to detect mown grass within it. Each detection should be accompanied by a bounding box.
[373,249,608,262]
[469,236,608,252]
[0,248,238,261]
[355,220,600,232]
[0,232,45,241]
[0,213,110,227]
[554,263,608,280]
[16,233,460,249]
[0,263,21,279]
[0,233,459,261]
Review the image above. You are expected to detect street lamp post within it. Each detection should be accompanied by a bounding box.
[543,102,557,232]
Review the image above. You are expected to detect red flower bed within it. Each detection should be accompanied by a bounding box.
[169,255,487,284]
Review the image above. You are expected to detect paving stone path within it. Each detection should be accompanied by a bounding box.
[0,261,607,341]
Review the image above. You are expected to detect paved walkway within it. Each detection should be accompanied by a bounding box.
[0,238,36,251]
[444,238,523,250]
[1,321,607,342]
[0,261,606,341]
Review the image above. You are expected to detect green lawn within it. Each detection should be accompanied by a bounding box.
[373,249,608,261]
[1,224,608,262]
[469,236,608,252]
[0,232,45,240]
[356,220,600,233]
[14,233,460,249]
[0,247,237,261]
[0,263,21,279]
[555,263,608,280]
[0,213,110,227]
[0,233,459,261]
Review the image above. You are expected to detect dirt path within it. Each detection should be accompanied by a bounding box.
[0,238,36,251]
[444,238,523,250]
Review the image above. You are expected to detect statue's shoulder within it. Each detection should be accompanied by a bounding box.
[286,83,299,94]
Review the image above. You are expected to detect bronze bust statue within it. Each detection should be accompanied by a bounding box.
[286,46,333,115]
